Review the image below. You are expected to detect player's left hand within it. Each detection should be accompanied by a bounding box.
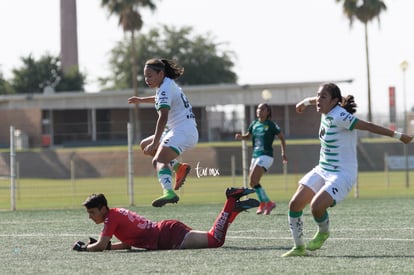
[88,237,97,245]
[144,142,157,155]
[282,154,288,164]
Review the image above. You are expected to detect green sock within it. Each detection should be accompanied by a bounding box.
[169,159,181,172]
[254,185,270,202]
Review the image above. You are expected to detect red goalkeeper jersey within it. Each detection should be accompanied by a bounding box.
[101,208,191,250]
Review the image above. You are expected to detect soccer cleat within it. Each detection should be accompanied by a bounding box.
[306,231,330,251]
[281,246,306,257]
[263,201,276,215]
[256,202,266,214]
[152,191,179,207]
[234,198,260,212]
[174,163,191,190]
[225,187,255,200]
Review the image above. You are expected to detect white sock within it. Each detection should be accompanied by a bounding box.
[158,168,173,190]
[315,212,330,234]
[288,214,305,247]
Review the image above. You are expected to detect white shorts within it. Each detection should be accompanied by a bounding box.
[160,125,198,155]
[250,155,274,172]
[299,166,357,204]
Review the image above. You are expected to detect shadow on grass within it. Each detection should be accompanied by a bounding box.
[219,245,290,251]
[110,245,289,253]
[320,254,414,259]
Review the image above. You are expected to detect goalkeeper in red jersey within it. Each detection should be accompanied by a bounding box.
[72,188,259,252]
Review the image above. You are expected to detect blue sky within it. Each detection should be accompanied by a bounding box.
[1,0,413,120]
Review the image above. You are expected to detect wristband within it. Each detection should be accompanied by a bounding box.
[303,98,311,106]
[393,131,402,140]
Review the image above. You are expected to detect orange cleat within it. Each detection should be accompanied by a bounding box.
[263,201,276,215]
[174,163,191,190]
[256,202,266,215]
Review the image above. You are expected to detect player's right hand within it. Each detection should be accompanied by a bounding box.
[295,102,306,114]
[72,241,87,252]
[401,134,413,144]
[127,96,140,104]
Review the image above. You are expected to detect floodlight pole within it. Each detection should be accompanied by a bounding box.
[241,117,248,189]
[10,126,16,211]
[400,60,410,188]
[127,123,135,205]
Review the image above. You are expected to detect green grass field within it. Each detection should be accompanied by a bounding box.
[1,171,413,210]
[1,172,414,274]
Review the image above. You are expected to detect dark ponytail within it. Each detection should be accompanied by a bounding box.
[341,95,357,114]
[145,58,184,80]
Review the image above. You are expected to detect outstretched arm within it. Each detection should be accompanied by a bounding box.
[128,96,156,104]
[84,236,112,252]
[108,242,131,250]
[354,119,413,144]
[73,236,131,252]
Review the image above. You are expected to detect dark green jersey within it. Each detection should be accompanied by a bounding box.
[248,119,281,158]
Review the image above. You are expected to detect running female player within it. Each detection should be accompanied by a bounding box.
[282,82,413,257]
[235,103,288,215]
[128,59,197,207]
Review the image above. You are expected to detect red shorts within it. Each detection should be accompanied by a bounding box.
[157,220,192,249]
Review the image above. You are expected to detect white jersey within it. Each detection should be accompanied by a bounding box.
[318,105,359,175]
[155,77,197,130]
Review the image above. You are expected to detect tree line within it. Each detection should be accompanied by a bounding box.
[0,25,237,95]
[0,0,387,127]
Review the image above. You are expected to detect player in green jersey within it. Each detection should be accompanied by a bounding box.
[235,103,288,215]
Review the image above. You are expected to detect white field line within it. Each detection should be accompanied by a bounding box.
[230,228,414,234]
[227,236,414,242]
[0,220,79,225]
[232,227,414,232]
[1,233,414,242]
[0,233,94,237]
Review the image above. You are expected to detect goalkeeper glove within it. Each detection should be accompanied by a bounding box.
[88,237,111,250]
[72,241,87,252]
[88,237,97,244]
[73,238,111,251]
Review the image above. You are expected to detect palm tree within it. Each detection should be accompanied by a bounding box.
[336,0,387,122]
[101,0,157,140]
